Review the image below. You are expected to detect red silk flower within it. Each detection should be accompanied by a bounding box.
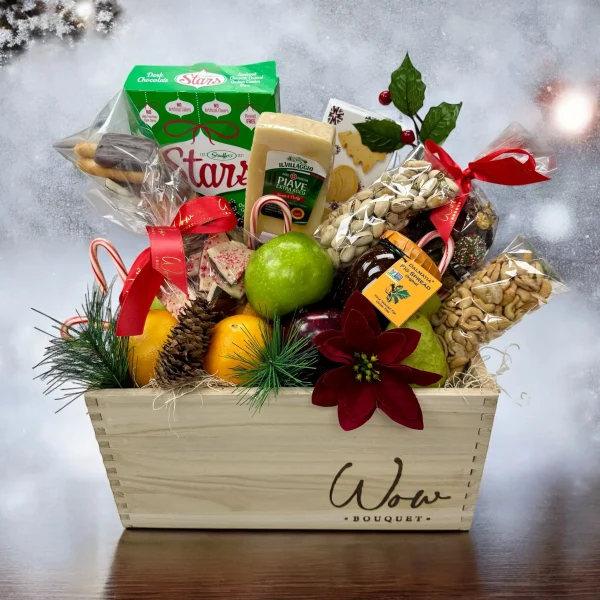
[312,292,441,431]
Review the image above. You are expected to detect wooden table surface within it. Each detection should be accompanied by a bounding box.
[1,398,599,600]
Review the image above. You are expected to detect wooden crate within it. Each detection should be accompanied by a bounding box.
[85,378,498,531]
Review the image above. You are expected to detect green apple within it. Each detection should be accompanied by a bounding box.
[150,297,167,311]
[245,232,333,319]
[387,312,448,387]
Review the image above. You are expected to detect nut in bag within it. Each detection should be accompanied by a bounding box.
[315,151,461,269]
[431,234,567,373]
[405,122,556,290]
[404,185,499,290]
[54,91,194,234]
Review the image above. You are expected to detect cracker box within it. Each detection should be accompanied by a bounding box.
[323,98,394,208]
[124,62,280,223]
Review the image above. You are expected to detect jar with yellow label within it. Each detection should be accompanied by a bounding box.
[335,231,441,306]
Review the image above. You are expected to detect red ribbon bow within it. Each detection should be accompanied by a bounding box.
[163,119,239,145]
[427,140,550,242]
[116,196,237,336]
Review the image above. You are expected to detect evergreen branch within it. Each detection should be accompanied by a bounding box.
[33,282,134,413]
[225,315,319,413]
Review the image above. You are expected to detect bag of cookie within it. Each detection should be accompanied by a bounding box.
[54,91,193,234]
[314,147,461,269]
[430,234,567,374]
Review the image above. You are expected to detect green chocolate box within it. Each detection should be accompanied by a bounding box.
[124,62,280,222]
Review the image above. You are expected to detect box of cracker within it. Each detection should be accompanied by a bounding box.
[323,98,394,209]
[124,62,280,223]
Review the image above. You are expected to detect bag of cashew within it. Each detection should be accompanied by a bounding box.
[431,234,567,375]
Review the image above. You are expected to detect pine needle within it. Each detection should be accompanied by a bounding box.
[225,314,319,412]
[33,283,133,413]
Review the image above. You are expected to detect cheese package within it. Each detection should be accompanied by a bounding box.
[323,98,394,209]
[244,113,335,237]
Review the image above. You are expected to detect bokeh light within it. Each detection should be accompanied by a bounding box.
[551,88,597,135]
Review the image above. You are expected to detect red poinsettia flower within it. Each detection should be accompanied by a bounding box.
[312,292,441,431]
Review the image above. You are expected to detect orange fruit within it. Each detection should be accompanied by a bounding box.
[234,302,260,317]
[203,314,266,384]
[128,310,177,387]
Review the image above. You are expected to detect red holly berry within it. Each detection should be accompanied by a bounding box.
[401,129,416,145]
[379,90,392,106]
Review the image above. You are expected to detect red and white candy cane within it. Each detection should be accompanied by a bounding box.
[89,238,128,293]
[59,315,111,340]
[417,230,455,276]
[247,195,293,250]
[60,238,129,339]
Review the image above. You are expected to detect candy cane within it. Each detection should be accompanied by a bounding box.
[417,231,455,276]
[248,195,293,250]
[89,238,128,293]
[59,315,111,340]
[60,239,128,339]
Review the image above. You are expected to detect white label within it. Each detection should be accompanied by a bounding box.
[174,70,227,89]
[322,98,394,196]
[140,104,159,126]
[165,99,194,116]
[162,138,249,195]
[240,106,259,130]
[202,100,232,118]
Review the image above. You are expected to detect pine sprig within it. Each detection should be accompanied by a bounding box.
[33,283,133,413]
[225,315,319,412]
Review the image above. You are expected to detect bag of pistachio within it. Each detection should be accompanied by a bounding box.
[430,235,567,374]
[314,149,461,269]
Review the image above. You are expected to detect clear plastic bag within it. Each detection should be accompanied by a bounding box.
[314,149,461,269]
[475,121,556,176]
[430,235,567,373]
[54,91,194,235]
[404,185,499,290]
[402,122,555,290]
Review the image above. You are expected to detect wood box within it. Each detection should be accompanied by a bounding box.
[85,378,499,531]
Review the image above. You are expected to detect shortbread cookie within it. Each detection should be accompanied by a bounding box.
[77,157,145,184]
[338,130,387,173]
[74,142,97,159]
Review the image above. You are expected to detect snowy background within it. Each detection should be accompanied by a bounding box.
[0,0,599,587]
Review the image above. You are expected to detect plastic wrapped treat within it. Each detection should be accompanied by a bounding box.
[314,151,461,269]
[54,92,194,234]
[404,122,555,289]
[55,93,249,318]
[431,235,566,374]
[404,186,499,290]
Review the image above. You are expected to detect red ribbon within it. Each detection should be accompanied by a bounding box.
[116,196,237,336]
[427,140,550,242]
[163,119,239,145]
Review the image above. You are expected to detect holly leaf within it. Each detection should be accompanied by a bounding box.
[420,102,463,145]
[355,119,404,153]
[389,53,426,117]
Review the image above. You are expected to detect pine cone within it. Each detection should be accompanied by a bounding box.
[155,297,219,388]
